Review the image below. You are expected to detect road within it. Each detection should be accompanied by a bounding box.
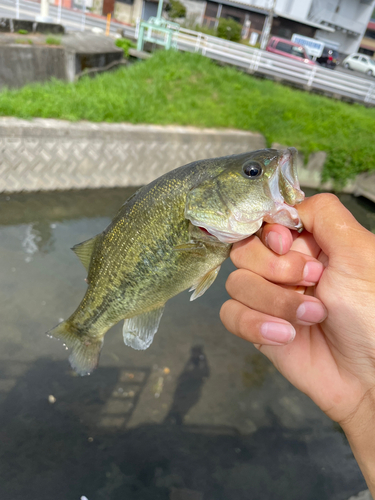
[333,64,375,81]
[0,0,136,35]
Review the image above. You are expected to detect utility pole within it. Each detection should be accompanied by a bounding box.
[260,0,276,50]
[36,0,53,22]
[57,0,62,24]
[40,0,49,19]
[81,0,86,31]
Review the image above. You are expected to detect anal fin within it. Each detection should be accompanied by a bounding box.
[190,265,221,301]
[123,305,165,350]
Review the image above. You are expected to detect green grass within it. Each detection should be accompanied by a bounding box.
[0,50,374,185]
[45,36,61,46]
[15,38,33,45]
[115,37,136,57]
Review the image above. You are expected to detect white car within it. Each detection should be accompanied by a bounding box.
[342,53,375,76]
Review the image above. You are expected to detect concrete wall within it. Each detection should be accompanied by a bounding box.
[276,0,313,18]
[0,18,65,34]
[1,118,374,201]
[0,45,67,89]
[114,0,143,23]
[0,119,265,192]
[179,0,206,25]
[0,34,123,89]
[114,2,134,24]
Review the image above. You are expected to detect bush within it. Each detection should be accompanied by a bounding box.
[115,38,136,57]
[166,0,186,19]
[18,29,28,35]
[217,18,241,42]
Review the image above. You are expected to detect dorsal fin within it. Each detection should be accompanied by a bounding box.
[71,236,98,271]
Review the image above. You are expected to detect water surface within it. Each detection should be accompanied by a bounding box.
[1,187,374,500]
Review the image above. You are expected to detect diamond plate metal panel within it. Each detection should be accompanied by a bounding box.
[0,118,266,193]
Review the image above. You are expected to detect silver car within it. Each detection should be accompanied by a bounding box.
[342,53,375,76]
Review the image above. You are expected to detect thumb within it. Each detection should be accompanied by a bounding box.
[296,194,369,258]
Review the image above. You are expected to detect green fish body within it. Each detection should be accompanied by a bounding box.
[48,148,304,375]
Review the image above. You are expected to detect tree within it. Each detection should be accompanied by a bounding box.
[166,0,186,19]
[217,18,242,43]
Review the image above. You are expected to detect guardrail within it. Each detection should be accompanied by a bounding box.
[164,28,375,106]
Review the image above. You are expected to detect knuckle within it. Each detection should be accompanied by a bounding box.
[269,253,306,284]
[237,310,252,339]
[225,269,246,296]
[271,290,301,319]
[229,246,242,268]
[270,257,292,280]
[278,258,294,281]
[230,236,257,268]
[219,301,230,324]
[271,293,288,313]
[312,193,339,210]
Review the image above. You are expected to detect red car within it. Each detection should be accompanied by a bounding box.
[266,36,316,65]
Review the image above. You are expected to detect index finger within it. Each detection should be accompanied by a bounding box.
[297,194,373,258]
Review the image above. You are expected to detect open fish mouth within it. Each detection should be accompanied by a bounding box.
[263,148,304,231]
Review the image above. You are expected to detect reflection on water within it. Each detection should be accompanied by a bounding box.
[0,187,373,500]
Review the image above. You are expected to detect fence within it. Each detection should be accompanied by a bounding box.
[171,28,375,105]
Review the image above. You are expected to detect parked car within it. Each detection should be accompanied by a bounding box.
[342,53,375,76]
[316,47,340,69]
[266,36,316,65]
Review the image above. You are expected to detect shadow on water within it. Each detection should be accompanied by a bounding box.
[164,346,210,425]
[0,352,366,500]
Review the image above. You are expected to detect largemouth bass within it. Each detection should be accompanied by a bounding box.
[48,148,304,375]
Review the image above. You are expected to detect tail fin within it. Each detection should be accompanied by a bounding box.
[47,321,103,376]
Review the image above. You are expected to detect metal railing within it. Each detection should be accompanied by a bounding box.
[168,28,375,105]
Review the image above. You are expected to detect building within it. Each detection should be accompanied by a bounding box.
[202,0,375,54]
[359,18,375,55]
[89,0,375,55]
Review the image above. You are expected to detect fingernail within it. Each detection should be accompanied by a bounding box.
[266,231,283,255]
[296,301,327,323]
[303,261,323,283]
[260,322,296,344]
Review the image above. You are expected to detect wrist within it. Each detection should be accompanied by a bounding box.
[340,388,375,495]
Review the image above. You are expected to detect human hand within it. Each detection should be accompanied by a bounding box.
[220,194,375,428]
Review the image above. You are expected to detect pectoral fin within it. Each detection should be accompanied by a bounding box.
[190,265,221,301]
[123,305,165,350]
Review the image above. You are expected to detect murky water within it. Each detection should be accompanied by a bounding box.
[1,187,374,500]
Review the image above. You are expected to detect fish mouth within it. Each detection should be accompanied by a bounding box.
[269,148,304,206]
[280,148,305,205]
[264,148,305,231]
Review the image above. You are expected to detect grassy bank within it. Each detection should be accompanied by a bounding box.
[1,50,374,185]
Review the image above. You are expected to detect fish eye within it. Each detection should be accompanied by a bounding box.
[242,161,263,179]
